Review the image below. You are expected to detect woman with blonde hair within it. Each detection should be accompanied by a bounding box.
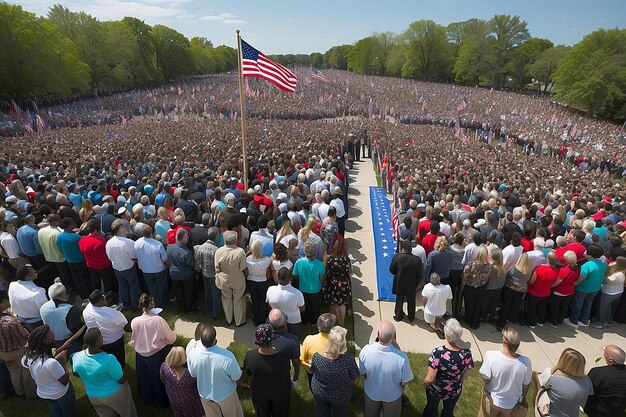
[592,256,626,328]
[246,240,272,326]
[159,346,204,417]
[526,251,560,328]
[297,217,324,260]
[548,250,580,327]
[481,247,507,323]
[79,199,94,224]
[537,348,592,417]
[276,216,297,249]
[424,235,452,285]
[310,326,359,417]
[462,245,491,329]
[497,252,532,330]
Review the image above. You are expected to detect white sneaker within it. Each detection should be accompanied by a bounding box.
[578,321,589,327]
[564,318,579,329]
[590,323,604,329]
[537,323,544,327]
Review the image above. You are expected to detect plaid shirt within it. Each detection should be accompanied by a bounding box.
[194,240,218,278]
[0,314,29,352]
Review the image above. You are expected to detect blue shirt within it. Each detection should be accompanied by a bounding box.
[134,237,168,273]
[167,242,194,280]
[69,192,83,208]
[16,224,43,257]
[187,344,242,402]
[56,231,85,264]
[249,229,274,257]
[577,259,608,293]
[71,349,123,398]
[359,342,414,402]
[292,257,325,294]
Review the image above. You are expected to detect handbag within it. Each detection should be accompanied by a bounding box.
[535,367,552,417]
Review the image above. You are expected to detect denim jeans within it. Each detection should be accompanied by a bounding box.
[203,275,221,319]
[47,382,75,417]
[114,265,141,309]
[569,290,599,324]
[594,292,622,325]
[314,395,349,417]
[423,391,460,417]
[143,270,168,308]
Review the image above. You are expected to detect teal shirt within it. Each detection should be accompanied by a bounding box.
[293,257,325,294]
[56,231,85,264]
[577,259,607,293]
[71,350,123,398]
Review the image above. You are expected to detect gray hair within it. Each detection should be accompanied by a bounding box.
[304,240,316,258]
[207,226,219,242]
[377,320,396,344]
[176,227,188,242]
[430,272,441,286]
[317,313,336,333]
[48,279,66,301]
[223,230,237,246]
[443,318,463,345]
[268,308,287,330]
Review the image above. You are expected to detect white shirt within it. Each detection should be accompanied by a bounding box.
[105,235,136,271]
[462,243,481,265]
[83,304,127,344]
[266,284,305,324]
[246,255,271,282]
[479,350,532,409]
[279,233,297,249]
[22,356,69,400]
[502,245,523,272]
[330,198,346,218]
[313,202,329,220]
[439,222,451,238]
[602,271,625,295]
[411,244,426,265]
[421,283,452,316]
[8,280,47,320]
[526,249,546,272]
[0,231,21,258]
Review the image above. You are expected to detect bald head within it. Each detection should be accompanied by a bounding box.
[604,345,625,365]
[377,320,396,345]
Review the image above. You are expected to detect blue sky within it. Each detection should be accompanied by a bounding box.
[11,0,626,54]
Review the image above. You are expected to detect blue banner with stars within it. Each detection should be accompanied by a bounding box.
[369,186,396,301]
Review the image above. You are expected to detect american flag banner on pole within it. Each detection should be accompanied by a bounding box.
[457,99,467,111]
[241,39,298,93]
[570,123,578,138]
[311,67,328,82]
[391,190,401,241]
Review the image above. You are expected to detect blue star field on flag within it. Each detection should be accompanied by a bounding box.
[370,186,396,301]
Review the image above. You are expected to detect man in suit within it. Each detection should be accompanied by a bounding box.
[389,240,423,323]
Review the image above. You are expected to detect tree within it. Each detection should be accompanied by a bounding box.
[347,36,385,75]
[385,44,408,77]
[528,45,569,92]
[401,20,452,81]
[0,3,89,103]
[553,28,626,118]
[324,45,351,70]
[121,17,160,85]
[189,37,217,75]
[152,24,193,81]
[452,19,494,85]
[506,37,553,89]
[490,15,530,88]
[309,52,324,68]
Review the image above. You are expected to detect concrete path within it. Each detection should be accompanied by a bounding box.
[347,156,626,372]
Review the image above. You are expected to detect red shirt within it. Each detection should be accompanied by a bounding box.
[417,219,431,242]
[521,238,534,252]
[553,265,579,296]
[78,234,112,270]
[554,247,568,263]
[564,242,586,262]
[527,265,559,298]
[421,233,438,256]
[591,211,605,221]
[167,225,191,245]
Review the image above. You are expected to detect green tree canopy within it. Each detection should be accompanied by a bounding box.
[401,20,452,81]
[528,45,570,92]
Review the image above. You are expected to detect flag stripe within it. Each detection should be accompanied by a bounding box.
[241,40,298,93]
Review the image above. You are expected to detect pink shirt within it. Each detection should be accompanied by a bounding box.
[129,313,176,356]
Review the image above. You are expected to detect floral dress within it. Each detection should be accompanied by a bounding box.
[427,346,474,400]
[322,255,352,305]
[159,363,204,417]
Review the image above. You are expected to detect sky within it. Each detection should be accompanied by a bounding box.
[10,0,626,54]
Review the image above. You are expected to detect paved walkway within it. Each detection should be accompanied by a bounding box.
[347,156,626,372]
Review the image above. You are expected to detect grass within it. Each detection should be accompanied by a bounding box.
[0,295,541,417]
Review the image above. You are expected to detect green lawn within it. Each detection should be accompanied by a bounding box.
[0,298,540,417]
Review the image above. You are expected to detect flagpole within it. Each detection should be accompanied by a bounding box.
[236,29,249,191]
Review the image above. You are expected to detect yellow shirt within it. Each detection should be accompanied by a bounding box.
[300,332,329,372]
[38,226,65,263]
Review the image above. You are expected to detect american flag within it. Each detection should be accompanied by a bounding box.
[311,67,328,82]
[241,39,298,93]
[457,99,467,111]
[391,191,401,241]
[570,123,578,138]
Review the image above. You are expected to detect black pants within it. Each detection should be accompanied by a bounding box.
[103,336,126,369]
[463,285,486,329]
[443,270,463,317]
[53,261,74,291]
[394,287,416,322]
[172,276,194,312]
[302,292,322,325]
[337,216,346,236]
[526,293,549,326]
[547,293,573,325]
[481,288,502,321]
[248,280,271,326]
[498,287,525,327]
[68,261,91,299]
[88,266,115,294]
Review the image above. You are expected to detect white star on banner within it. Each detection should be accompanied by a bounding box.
[383,245,388,249]
[382,252,389,257]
